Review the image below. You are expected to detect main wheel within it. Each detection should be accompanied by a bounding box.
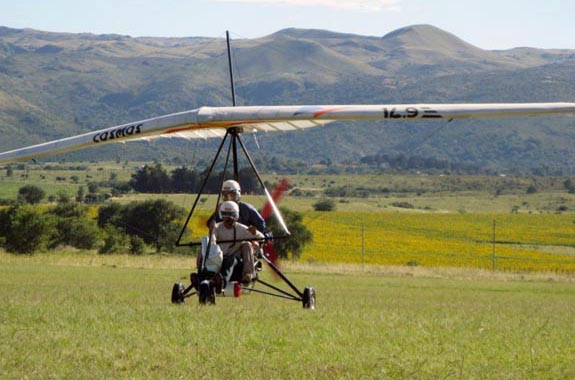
[302,286,316,310]
[199,280,216,305]
[171,282,185,304]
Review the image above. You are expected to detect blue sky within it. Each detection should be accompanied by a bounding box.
[0,0,573,50]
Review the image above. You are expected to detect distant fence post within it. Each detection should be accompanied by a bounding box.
[492,220,496,270]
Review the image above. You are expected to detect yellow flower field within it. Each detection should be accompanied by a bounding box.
[303,212,575,273]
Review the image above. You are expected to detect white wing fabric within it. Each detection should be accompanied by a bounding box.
[1,103,575,164]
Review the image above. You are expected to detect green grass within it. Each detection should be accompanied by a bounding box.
[1,252,574,379]
[0,177,81,200]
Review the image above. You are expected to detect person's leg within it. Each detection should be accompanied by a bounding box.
[240,244,255,283]
[220,254,239,287]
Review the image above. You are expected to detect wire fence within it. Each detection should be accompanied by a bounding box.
[301,214,575,273]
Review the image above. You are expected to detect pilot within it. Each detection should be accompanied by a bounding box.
[208,179,266,234]
[213,201,264,289]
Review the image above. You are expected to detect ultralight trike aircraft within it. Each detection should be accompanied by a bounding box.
[1,33,574,308]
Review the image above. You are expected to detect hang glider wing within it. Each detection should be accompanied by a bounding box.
[1,102,574,164]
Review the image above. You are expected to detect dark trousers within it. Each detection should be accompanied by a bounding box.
[220,253,241,287]
[219,244,255,286]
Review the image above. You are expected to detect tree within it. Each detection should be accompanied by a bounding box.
[97,202,124,228]
[99,226,129,254]
[47,201,101,250]
[17,185,46,204]
[170,166,199,193]
[265,207,313,260]
[56,192,71,204]
[51,217,100,250]
[564,178,575,194]
[98,199,185,252]
[197,168,262,195]
[84,192,103,204]
[122,200,185,252]
[76,186,85,203]
[129,163,171,193]
[3,205,55,254]
[238,167,260,194]
[0,207,11,239]
[111,181,132,197]
[51,201,84,218]
[87,181,99,194]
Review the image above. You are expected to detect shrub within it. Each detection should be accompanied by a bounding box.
[3,205,55,254]
[564,178,575,193]
[265,207,313,260]
[51,217,101,250]
[391,201,414,209]
[155,223,181,253]
[17,185,46,205]
[99,226,129,254]
[51,201,85,218]
[97,202,123,228]
[84,193,104,204]
[111,181,133,196]
[129,235,146,255]
[313,199,336,212]
[98,199,185,252]
[76,186,85,203]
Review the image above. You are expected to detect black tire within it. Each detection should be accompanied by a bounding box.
[199,280,216,305]
[302,286,316,310]
[171,282,185,304]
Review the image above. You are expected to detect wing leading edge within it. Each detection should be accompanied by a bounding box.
[1,102,574,164]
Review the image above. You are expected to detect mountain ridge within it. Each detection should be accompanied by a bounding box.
[0,24,574,174]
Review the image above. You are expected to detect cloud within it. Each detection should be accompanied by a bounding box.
[211,0,401,12]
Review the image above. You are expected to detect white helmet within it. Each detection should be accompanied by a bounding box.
[222,179,241,194]
[219,200,239,220]
[221,179,241,200]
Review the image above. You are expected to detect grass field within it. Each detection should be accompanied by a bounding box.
[1,252,574,379]
[1,166,574,377]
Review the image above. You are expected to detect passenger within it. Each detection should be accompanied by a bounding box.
[208,179,266,234]
[213,201,264,290]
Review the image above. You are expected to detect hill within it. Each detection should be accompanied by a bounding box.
[0,25,574,173]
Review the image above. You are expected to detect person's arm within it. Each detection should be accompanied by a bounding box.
[252,209,266,233]
[236,222,264,242]
[207,210,221,229]
[240,202,266,233]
